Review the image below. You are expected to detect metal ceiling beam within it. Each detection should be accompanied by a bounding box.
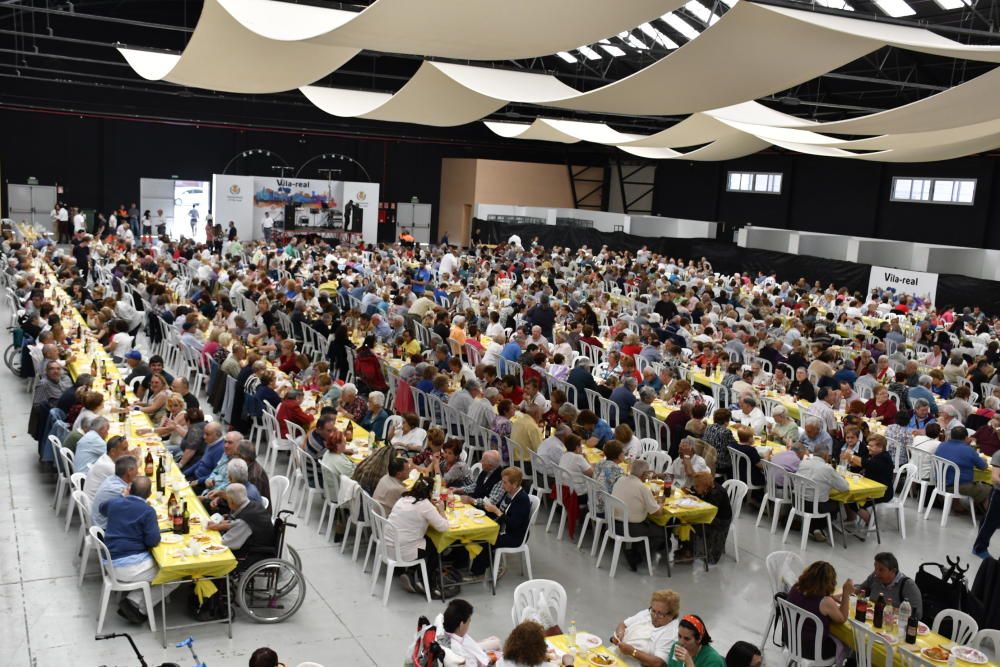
[0,2,193,31]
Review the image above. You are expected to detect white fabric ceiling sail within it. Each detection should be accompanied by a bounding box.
[300,62,580,127]
[541,1,881,115]
[118,0,358,93]
[216,0,687,60]
[620,133,772,160]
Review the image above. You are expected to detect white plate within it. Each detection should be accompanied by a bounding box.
[161,534,183,544]
[465,508,486,518]
[952,647,988,664]
[575,632,602,649]
[876,632,899,645]
[673,498,701,508]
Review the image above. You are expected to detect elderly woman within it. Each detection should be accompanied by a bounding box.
[359,390,389,442]
[440,438,471,487]
[610,589,681,665]
[338,382,367,423]
[703,409,738,475]
[594,439,626,513]
[864,384,898,425]
[390,413,427,452]
[254,370,282,411]
[385,476,449,597]
[667,437,710,490]
[319,422,354,504]
[768,405,801,446]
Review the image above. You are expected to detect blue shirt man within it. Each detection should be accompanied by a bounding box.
[411,265,431,295]
[184,424,226,483]
[501,340,523,363]
[936,432,988,486]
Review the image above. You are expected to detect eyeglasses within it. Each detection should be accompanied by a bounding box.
[649,607,672,618]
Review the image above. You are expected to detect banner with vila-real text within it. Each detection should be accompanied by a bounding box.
[867,265,939,305]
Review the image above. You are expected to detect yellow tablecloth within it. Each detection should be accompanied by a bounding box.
[646,486,718,540]
[425,503,499,557]
[830,619,999,667]
[51,279,237,596]
[975,453,992,484]
[333,416,374,464]
[829,473,888,504]
[547,633,628,666]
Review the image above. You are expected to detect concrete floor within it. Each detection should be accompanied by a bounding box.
[1,331,990,667]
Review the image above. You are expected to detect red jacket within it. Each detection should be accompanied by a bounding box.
[276,399,313,438]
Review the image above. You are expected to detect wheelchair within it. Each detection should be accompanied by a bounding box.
[230,509,306,623]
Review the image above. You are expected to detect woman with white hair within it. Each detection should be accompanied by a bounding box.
[360,390,389,442]
[768,405,801,446]
[338,382,367,423]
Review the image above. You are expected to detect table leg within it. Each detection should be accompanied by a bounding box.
[488,544,496,596]
[700,524,709,571]
[872,502,882,545]
[663,526,672,578]
[161,585,167,648]
[839,504,848,549]
[438,554,446,602]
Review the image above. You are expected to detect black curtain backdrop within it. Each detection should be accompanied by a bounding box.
[473,219,1000,314]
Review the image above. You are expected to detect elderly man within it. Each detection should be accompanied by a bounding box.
[374,457,412,515]
[468,386,500,429]
[171,376,200,410]
[100,475,181,624]
[667,438,710,490]
[206,458,262,512]
[199,431,247,495]
[207,483,277,561]
[634,386,658,423]
[183,421,225,483]
[771,441,808,486]
[122,350,150,386]
[456,450,504,509]
[509,405,544,465]
[811,387,840,435]
[797,441,849,542]
[84,435,132,502]
[538,423,571,470]
[91,455,139,530]
[735,396,767,435]
[611,459,666,571]
[908,398,937,435]
[610,377,639,428]
[30,360,70,440]
[74,416,111,473]
[937,426,990,513]
[908,375,939,416]
[800,417,833,454]
[449,378,479,415]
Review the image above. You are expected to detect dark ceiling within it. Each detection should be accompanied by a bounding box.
[0,0,998,147]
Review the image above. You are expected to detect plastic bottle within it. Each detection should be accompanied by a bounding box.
[568,619,577,649]
[855,595,867,622]
[885,598,895,634]
[897,600,912,641]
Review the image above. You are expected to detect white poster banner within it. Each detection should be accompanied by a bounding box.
[211,174,255,241]
[867,265,939,304]
[344,181,380,245]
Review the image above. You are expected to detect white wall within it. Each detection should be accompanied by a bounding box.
[474,204,721,241]
[630,216,718,239]
[738,225,1000,282]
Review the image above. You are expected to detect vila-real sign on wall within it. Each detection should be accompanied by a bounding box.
[867,265,939,305]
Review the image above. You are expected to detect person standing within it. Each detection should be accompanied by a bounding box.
[57,202,70,243]
[140,210,153,242]
[72,208,86,235]
[262,211,274,243]
[154,208,166,236]
[188,204,200,237]
[973,449,1000,559]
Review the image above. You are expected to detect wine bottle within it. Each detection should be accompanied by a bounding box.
[905,615,918,645]
[872,593,886,629]
[144,451,154,477]
[181,502,190,535]
[155,456,165,495]
[171,503,183,534]
[167,492,178,511]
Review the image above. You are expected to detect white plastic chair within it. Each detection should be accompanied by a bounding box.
[269,475,290,516]
[66,472,87,531]
[73,491,96,585]
[510,579,567,628]
[262,412,295,476]
[907,446,935,513]
[52,443,75,515]
[782,472,836,550]
[596,491,653,577]
[640,450,672,475]
[932,609,979,645]
[382,414,403,442]
[576,476,607,556]
[872,463,916,539]
[91,526,157,633]
[923,456,978,528]
[368,512,431,606]
[545,464,573,541]
[728,446,765,499]
[757,459,791,534]
[775,596,837,667]
[360,491,386,574]
[638,438,660,456]
[761,551,805,646]
[973,629,1000,661]
[492,495,542,587]
[722,479,748,562]
[527,450,552,503]
[852,619,895,667]
[339,477,367,561]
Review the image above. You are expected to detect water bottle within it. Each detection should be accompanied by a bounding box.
[568,619,577,649]
[897,600,911,641]
[885,598,895,635]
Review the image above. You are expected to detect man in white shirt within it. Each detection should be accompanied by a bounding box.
[57,204,70,243]
[735,396,767,435]
[72,209,86,234]
[261,212,274,243]
[913,423,942,454]
[796,442,849,542]
[468,387,499,430]
[83,435,133,502]
[438,246,459,280]
[437,600,500,667]
[537,425,571,470]
[188,205,200,236]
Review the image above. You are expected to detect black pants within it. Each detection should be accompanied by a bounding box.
[470,533,517,575]
[974,488,1000,553]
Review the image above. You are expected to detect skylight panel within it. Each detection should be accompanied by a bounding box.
[683,0,719,23]
[617,30,650,50]
[872,0,916,17]
[637,22,680,49]
[555,51,578,63]
[814,0,855,10]
[932,0,969,8]
[661,13,701,40]
[577,45,602,60]
[598,41,626,56]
